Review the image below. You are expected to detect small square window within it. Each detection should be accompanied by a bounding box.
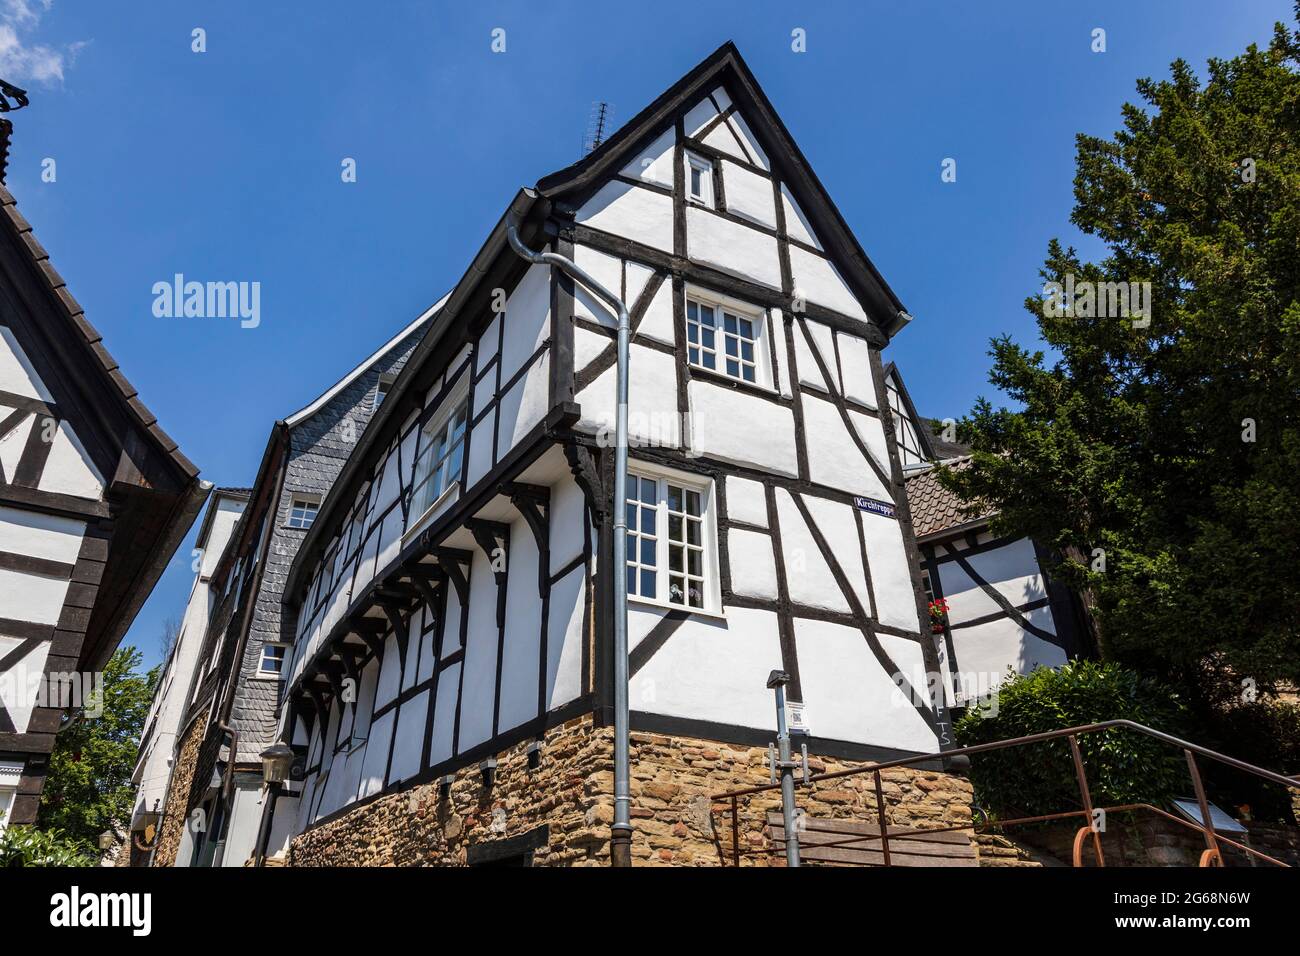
[258,642,289,678]
[686,152,713,207]
[686,294,762,385]
[286,495,320,530]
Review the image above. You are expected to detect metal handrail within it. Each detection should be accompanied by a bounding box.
[711,719,1300,867]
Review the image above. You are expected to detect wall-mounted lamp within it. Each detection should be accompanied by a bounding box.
[526,741,543,770]
[479,758,498,789]
[438,774,455,802]
[259,742,295,785]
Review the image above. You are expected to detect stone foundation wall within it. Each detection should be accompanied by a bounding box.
[149,716,205,867]
[286,719,975,867]
[289,715,616,866]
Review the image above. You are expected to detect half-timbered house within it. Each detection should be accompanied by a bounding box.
[147,310,431,867]
[264,43,977,866]
[0,184,205,829]
[905,446,1092,708]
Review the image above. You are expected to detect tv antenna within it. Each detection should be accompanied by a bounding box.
[583,101,614,156]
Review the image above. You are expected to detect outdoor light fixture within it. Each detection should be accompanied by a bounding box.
[259,742,295,785]
[97,830,115,851]
[438,774,455,802]
[479,758,497,789]
[526,741,543,770]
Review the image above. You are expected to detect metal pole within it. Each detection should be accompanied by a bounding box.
[1185,749,1221,863]
[506,219,634,867]
[1068,734,1105,867]
[873,770,891,866]
[767,670,800,867]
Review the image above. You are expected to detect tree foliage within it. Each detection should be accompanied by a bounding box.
[37,646,158,846]
[941,12,1300,708]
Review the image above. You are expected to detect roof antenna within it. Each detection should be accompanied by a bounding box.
[583,101,614,156]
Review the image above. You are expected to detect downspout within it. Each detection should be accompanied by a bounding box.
[210,424,288,865]
[506,215,634,867]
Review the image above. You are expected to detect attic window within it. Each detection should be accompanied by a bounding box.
[286,495,321,530]
[374,373,396,410]
[686,152,713,207]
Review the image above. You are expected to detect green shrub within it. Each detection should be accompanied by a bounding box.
[1199,698,1300,823]
[0,825,94,867]
[954,660,1191,818]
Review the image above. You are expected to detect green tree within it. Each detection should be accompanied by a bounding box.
[941,12,1300,711]
[37,646,158,846]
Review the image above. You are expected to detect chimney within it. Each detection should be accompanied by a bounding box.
[0,79,31,185]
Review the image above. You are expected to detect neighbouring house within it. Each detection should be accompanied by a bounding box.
[891,365,1093,709]
[259,42,971,868]
[146,306,433,867]
[125,486,248,863]
[0,185,206,830]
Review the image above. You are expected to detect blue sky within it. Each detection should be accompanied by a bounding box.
[1,0,1290,668]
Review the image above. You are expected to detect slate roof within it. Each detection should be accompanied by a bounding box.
[904,457,995,539]
[0,184,199,479]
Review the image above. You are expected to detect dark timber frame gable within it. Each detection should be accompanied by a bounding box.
[0,186,204,825]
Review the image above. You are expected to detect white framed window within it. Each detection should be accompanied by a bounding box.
[286,495,320,530]
[411,389,469,520]
[685,151,714,207]
[685,291,766,386]
[257,642,291,678]
[625,464,719,613]
[374,372,396,410]
[0,760,21,832]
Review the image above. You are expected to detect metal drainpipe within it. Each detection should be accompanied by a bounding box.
[506,217,634,867]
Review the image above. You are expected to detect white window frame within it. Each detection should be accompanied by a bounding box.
[408,381,470,533]
[256,641,291,679]
[684,288,770,388]
[685,151,714,208]
[624,461,721,616]
[286,495,321,530]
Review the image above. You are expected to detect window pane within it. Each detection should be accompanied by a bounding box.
[640,569,656,598]
[669,545,683,572]
[701,327,715,348]
[640,481,656,506]
[667,485,682,511]
[626,536,636,562]
[726,359,739,377]
[641,506,656,532]
[640,538,655,565]
[627,565,637,596]
[626,502,637,531]
[686,491,701,515]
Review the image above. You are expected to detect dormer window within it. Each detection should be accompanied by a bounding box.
[374,372,396,410]
[686,152,713,207]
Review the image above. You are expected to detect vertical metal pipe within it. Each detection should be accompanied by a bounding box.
[1068,734,1105,867]
[873,770,891,866]
[771,681,800,867]
[730,796,741,867]
[507,219,634,866]
[1185,749,1220,860]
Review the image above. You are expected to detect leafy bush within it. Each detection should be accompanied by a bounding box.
[1199,698,1300,823]
[0,825,94,867]
[954,660,1191,817]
